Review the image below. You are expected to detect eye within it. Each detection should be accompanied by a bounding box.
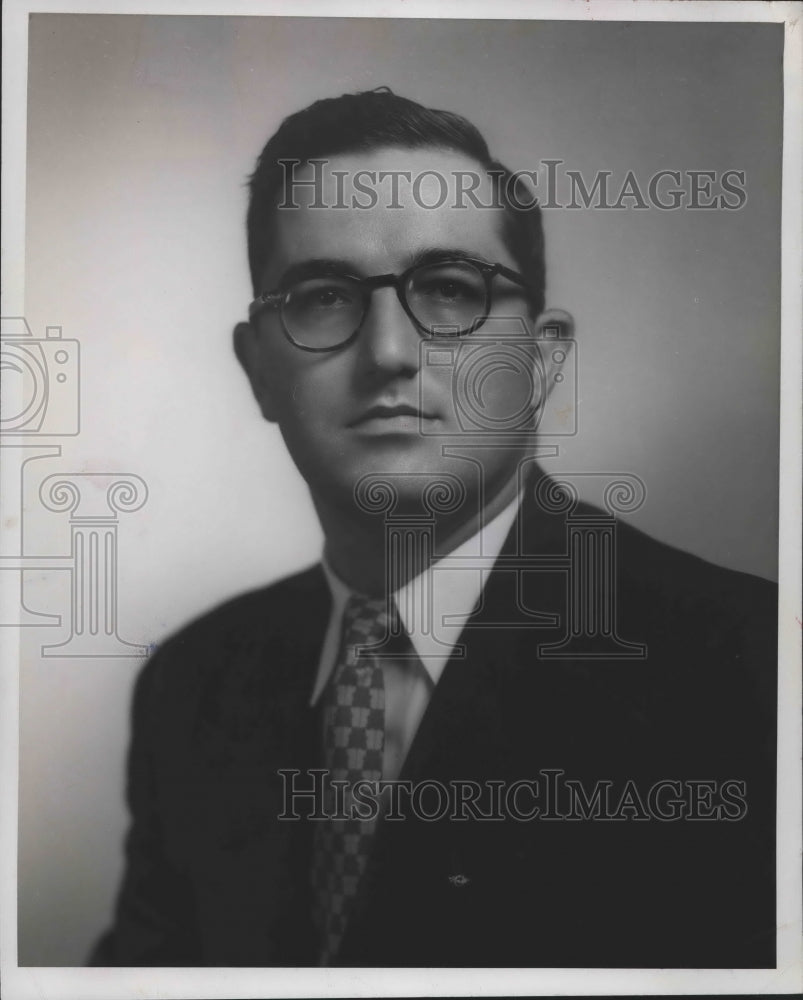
[289,277,358,312]
[418,275,476,302]
[313,287,349,307]
[410,263,487,311]
[429,279,467,301]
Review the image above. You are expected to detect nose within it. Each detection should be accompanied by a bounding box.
[356,286,422,377]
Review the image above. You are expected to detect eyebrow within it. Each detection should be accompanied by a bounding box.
[274,247,495,289]
[275,258,355,290]
[407,247,494,269]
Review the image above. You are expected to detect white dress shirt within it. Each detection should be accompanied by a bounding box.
[310,492,522,781]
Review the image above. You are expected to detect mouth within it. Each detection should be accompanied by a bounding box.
[348,402,438,430]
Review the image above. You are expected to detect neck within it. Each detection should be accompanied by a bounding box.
[315,469,522,595]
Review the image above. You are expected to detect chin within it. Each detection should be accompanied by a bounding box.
[307,452,464,518]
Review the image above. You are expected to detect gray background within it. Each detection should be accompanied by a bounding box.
[19,15,782,964]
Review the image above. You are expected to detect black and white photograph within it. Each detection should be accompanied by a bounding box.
[1,1,800,997]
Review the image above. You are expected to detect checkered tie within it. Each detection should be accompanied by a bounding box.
[311,592,391,965]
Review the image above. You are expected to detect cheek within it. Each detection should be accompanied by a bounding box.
[452,344,541,427]
[481,365,538,410]
[263,351,348,428]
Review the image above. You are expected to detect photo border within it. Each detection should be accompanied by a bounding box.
[1,1,800,997]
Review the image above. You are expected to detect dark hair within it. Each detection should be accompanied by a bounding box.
[246,88,545,316]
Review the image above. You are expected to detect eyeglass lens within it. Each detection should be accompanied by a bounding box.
[282,261,490,349]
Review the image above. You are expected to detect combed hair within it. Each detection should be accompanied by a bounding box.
[246,88,545,317]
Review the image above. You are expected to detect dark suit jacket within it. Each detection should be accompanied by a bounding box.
[90,481,777,968]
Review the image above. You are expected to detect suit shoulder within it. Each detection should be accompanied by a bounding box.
[137,563,328,692]
[535,494,778,690]
[613,514,776,613]
[523,479,775,614]
[164,562,323,642]
[612,516,777,711]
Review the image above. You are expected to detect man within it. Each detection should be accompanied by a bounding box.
[91,89,776,968]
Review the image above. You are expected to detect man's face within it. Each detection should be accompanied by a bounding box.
[237,146,544,515]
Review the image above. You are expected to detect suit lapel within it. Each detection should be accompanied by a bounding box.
[398,471,570,783]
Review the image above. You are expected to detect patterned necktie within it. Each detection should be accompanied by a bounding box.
[311,592,392,965]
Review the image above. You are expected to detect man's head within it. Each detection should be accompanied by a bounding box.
[245,88,546,315]
[235,89,571,532]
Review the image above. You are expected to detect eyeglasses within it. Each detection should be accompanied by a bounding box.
[248,257,533,352]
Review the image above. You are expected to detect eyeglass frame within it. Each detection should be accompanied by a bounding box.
[247,256,535,353]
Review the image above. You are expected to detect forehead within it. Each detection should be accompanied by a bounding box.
[263,146,513,281]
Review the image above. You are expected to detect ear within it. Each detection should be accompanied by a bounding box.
[532,308,575,404]
[233,321,280,423]
[533,307,574,341]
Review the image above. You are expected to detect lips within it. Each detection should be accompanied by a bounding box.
[348,403,436,427]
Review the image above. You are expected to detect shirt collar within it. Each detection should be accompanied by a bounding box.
[310,490,522,705]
